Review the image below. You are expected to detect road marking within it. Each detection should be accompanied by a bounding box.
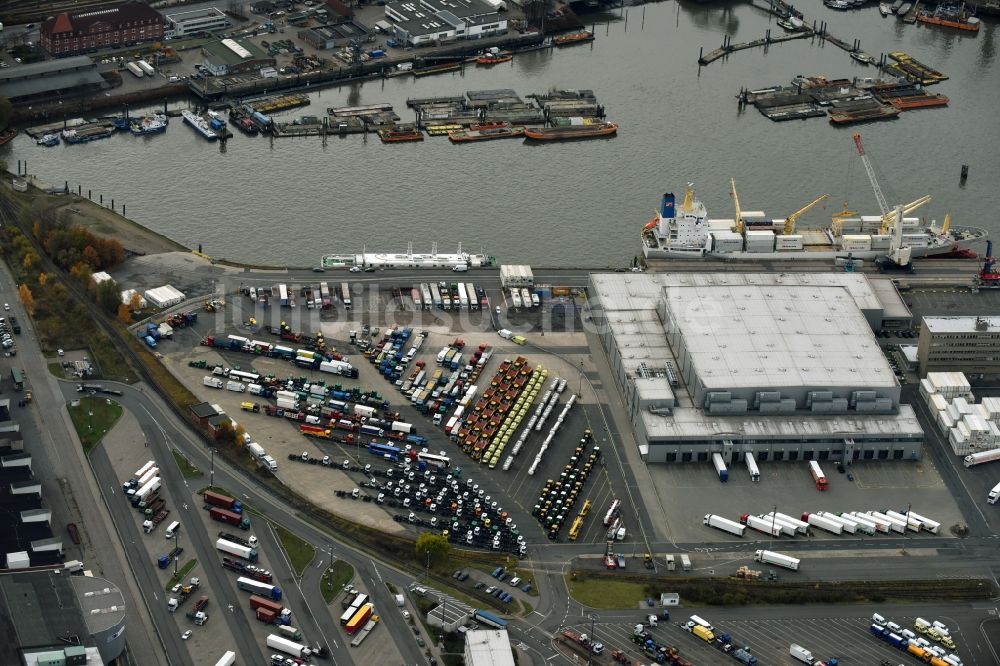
[110,485,115,494]
[371,561,383,581]
[532,610,544,617]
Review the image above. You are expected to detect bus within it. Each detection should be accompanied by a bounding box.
[229,370,261,384]
[10,367,24,391]
[417,451,450,469]
[368,441,401,462]
[473,610,507,629]
[340,282,352,310]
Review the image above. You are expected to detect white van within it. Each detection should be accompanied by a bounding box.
[452,264,468,272]
[165,521,180,539]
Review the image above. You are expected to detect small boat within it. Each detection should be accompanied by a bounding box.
[825,0,850,9]
[36,133,60,147]
[850,51,876,65]
[523,121,618,142]
[553,31,594,46]
[130,113,168,135]
[110,116,131,131]
[377,127,424,143]
[448,127,525,143]
[776,18,799,30]
[469,121,511,132]
[0,127,18,146]
[879,2,892,15]
[891,0,904,10]
[897,2,912,15]
[476,48,513,65]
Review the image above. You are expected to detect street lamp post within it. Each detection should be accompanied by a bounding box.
[210,447,217,488]
[173,530,180,577]
[587,613,598,666]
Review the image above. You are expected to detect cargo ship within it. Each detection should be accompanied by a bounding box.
[378,126,424,143]
[641,184,987,261]
[553,31,594,46]
[322,247,493,269]
[523,121,617,141]
[181,110,219,141]
[448,126,525,142]
[916,3,980,31]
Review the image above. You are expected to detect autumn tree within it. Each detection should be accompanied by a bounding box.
[95,278,121,314]
[18,284,35,315]
[69,261,94,286]
[415,533,451,569]
[117,303,132,324]
[82,245,101,269]
[233,424,247,448]
[129,291,143,312]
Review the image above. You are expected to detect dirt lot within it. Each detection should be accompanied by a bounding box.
[46,195,188,256]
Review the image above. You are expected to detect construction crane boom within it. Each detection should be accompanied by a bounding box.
[784,193,829,235]
[853,132,890,218]
[730,178,744,235]
[879,195,931,234]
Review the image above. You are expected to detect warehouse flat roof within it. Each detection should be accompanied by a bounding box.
[202,38,270,65]
[664,284,896,391]
[592,272,887,315]
[642,404,923,440]
[0,571,92,660]
[923,316,1000,333]
[465,630,516,666]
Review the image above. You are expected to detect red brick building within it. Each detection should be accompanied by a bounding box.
[41,1,164,57]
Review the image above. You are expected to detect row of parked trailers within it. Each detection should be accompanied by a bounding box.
[704,508,941,538]
[411,282,488,311]
[711,454,829,490]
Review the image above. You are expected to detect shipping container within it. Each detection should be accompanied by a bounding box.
[740,513,783,537]
[801,512,844,535]
[808,460,828,490]
[703,514,745,537]
[754,549,800,571]
[745,452,760,482]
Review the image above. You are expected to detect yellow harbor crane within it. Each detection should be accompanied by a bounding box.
[880,195,931,235]
[730,178,744,234]
[783,193,829,235]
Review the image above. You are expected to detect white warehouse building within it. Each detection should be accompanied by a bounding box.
[164,7,231,38]
[464,630,515,666]
[589,272,923,465]
[385,0,507,46]
[143,284,186,308]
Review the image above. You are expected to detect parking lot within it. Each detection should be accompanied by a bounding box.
[582,605,983,666]
[645,449,964,544]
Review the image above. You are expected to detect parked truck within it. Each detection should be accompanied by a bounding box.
[216,538,257,562]
[237,576,282,600]
[964,448,1000,467]
[740,513,783,538]
[684,623,714,642]
[711,453,728,482]
[142,509,170,533]
[203,376,224,389]
[129,477,161,506]
[808,460,828,490]
[989,481,1000,505]
[266,634,312,659]
[756,515,797,537]
[801,512,844,535]
[789,643,814,664]
[345,602,374,635]
[703,514,746,537]
[136,59,155,76]
[125,61,144,77]
[816,511,856,534]
[754,549,800,571]
[745,452,760,482]
[185,596,209,624]
[204,490,243,513]
[210,507,251,529]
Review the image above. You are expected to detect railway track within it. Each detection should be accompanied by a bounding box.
[0,0,149,25]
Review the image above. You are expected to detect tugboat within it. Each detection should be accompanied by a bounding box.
[36,133,61,147]
[476,47,513,65]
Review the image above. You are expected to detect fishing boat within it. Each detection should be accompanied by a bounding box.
[0,127,17,146]
[553,31,594,46]
[640,182,987,262]
[377,126,424,143]
[850,51,877,65]
[879,2,892,15]
[523,121,618,141]
[181,109,219,141]
[777,15,805,30]
[916,2,980,31]
[36,133,60,147]
[448,127,525,143]
[130,113,168,136]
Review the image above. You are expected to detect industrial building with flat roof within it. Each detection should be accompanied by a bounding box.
[385,0,506,46]
[200,38,276,75]
[298,21,373,49]
[0,57,106,105]
[590,272,923,464]
[0,569,126,665]
[165,7,231,37]
[917,315,1000,378]
[464,629,516,666]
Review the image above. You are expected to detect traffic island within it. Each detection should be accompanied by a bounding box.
[68,396,123,453]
